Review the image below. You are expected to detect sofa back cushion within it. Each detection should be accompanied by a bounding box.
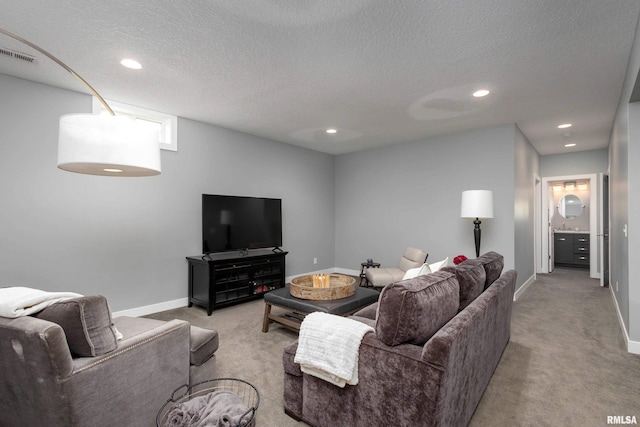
[440,262,486,310]
[464,251,504,289]
[375,271,459,346]
[34,295,118,357]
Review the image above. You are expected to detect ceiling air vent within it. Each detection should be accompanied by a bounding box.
[0,46,36,63]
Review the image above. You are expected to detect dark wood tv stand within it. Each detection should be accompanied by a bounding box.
[187,249,288,315]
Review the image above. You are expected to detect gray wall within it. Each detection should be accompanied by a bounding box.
[0,72,545,314]
[334,124,517,281]
[610,99,630,336]
[513,126,540,286]
[628,102,640,341]
[540,149,608,177]
[609,15,640,341]
[0,74,335,311]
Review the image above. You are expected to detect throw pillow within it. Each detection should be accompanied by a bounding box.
[402,265,425,280]
[34,295,118,357]
[401,257,449,280]
[376,271,459,346]
[425,257,449,273]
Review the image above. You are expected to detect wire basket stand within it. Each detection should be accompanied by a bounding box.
[156,378,260,427]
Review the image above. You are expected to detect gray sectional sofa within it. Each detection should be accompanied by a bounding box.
[0,295,218,427]
[283,251,516,427]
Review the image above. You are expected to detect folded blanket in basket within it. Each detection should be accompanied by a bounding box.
[0,286,83,318]
[165,390,251,427]
[294,311,374,388]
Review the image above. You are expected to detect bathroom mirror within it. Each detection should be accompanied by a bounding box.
[558,194,584,219]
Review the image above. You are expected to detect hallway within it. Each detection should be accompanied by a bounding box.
[470,268,640,426]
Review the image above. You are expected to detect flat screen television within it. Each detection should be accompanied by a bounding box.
[202,194,282,254]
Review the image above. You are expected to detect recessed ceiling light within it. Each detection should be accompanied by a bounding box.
[473,89,490,97]
[326,129,337,134]
[564,143,576,147]
[120,58,142,70]
[558,123,572,129]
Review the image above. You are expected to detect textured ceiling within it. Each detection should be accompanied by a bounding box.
[1,0,639,155]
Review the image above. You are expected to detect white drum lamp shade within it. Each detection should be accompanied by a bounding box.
[461,190,494,257]
[461,190,494,219]
[58,114,161,177]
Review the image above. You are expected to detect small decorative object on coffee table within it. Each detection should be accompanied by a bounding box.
[290,274,356,300]
[359,261,381,287]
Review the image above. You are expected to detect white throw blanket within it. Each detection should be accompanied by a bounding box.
[0,286,83,318]
[294,312,374,388]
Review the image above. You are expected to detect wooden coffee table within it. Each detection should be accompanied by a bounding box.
[262,285,379,332]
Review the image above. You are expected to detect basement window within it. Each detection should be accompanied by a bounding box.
[92,97,178,152]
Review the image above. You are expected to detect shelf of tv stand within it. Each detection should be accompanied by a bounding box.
[186,249,288,315]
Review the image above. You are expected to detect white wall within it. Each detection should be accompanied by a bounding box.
[334,124,518,282]
[0,74,336,311]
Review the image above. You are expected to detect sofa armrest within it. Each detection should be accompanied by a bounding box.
[283,332,442,426]
[0,315,191,427]
[70,317,188,372]
[63,317,191,426]
[420,269,516,426]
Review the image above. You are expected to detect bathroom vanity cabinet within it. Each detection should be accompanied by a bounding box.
[554,232,589,268]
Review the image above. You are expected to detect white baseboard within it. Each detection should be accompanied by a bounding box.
[514,273,536,301]
[629,340,640,354]
[609,286,640,355]
[112,297,188,318]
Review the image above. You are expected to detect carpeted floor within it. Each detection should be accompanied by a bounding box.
[146,268,640,426]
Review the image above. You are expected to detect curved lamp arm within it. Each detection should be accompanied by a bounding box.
[0,27,115,116]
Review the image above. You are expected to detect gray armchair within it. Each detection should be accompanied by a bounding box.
[365,246,428,288]
[0,298,218,427]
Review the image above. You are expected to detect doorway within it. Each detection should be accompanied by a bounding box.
[540,174,599,279]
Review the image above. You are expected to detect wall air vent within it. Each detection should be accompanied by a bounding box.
[0,46,36,63]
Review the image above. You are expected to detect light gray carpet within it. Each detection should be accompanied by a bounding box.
[146,268,640,426]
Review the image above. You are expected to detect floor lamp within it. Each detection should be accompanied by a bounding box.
[461,190,494,257]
